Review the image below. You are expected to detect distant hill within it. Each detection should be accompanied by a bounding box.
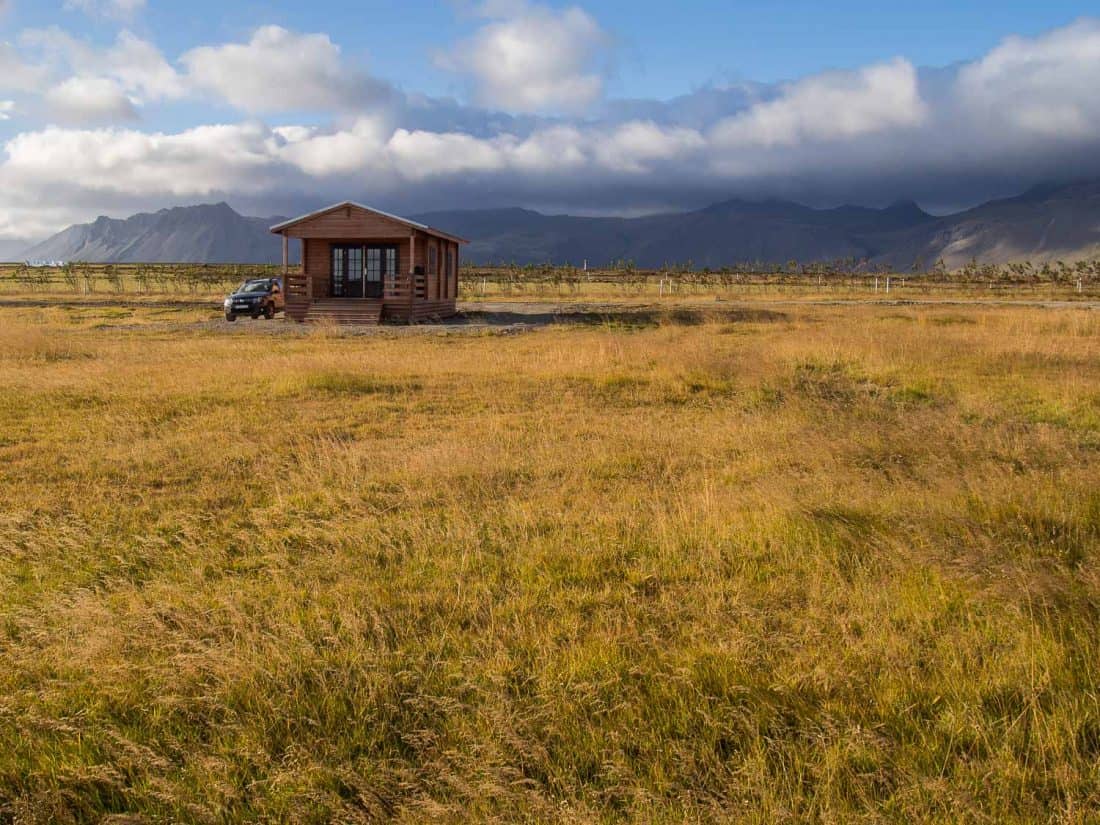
[22,180,1100,268]
[415,181,1100,268]
[411,199,940,269]
[22,203,294,264]
[877,181,1100,268]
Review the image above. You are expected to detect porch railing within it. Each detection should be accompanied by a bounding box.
[384,273,428,301]
[284,271,428,303]
[284,270,308,303]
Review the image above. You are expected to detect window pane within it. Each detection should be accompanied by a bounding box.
[366,248,382,282]
[348,250,362,292]
[332,247,345,296]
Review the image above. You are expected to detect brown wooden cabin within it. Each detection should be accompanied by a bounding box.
[270,202,468,325]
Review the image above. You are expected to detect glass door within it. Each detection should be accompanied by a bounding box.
[331,245,347,297]
[366,247,382,299]
[346,246,363,298]
[364,245,396,299]
[333,244,395,298]
[331,245,365,298]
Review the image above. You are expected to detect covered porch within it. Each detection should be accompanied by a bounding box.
[272,202,466,325]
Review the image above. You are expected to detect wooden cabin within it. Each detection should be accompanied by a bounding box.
[271,202,468,325]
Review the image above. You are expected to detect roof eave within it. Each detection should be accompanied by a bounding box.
[269,201,467,243]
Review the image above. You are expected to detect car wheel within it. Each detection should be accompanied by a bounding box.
[225,312,237,322]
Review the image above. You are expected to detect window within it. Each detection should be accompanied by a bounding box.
[366,247,381,287]
[332,244,388,298]
[428,244,439,299]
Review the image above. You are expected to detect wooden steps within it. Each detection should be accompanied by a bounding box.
[285,302,309,322]
[301,299,383,326]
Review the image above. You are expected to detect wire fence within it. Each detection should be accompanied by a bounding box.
[2,259,1098,300]
[456,259,1100,300]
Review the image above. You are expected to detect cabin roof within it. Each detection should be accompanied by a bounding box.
[270,201,468,244]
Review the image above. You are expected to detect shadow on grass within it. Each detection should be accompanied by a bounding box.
[461,305,788,329]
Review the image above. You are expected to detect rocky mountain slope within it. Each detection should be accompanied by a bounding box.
[20,180,1100,268]
[22,203,292,264]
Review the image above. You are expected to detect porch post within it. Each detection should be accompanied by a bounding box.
[303,239,313,300]
[409,231,416,304]
[281,233,289,276]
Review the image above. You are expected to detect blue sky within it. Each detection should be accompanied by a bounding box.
[4,0,1089,98]
[0,0,1099,238]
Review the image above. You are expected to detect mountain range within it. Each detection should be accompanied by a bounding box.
[12,179,1100,268]
[19,202,294,265]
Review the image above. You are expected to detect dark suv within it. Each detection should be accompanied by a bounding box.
[223,278,285,321]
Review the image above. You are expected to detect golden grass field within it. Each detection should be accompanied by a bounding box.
[1,296,1099,822]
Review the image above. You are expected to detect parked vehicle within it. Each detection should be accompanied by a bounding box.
[223,278,284,321]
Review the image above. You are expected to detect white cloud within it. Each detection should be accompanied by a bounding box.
[2,24,386,121]
[0,100,14,120]
[18,28,185,107]
[274,117,390,176]
[388,128,514,178]
[3,19,1100,236]
[710,58,926,148]
[437,0,610,114]
[44,76,138,124]
[181,25,389,113]
[1,123,282,201]
[107,31,187,102]
[593,121,707,173]
[955,19,1100,139]
[64,0,146,19]
[0,117,702,216]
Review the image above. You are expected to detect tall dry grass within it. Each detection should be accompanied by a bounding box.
[0,302,1098,822]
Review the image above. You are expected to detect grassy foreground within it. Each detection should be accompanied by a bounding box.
[1,301,1099,822]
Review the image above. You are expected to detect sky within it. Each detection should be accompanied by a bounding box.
[0,0,1098,239]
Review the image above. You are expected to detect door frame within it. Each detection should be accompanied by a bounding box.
[331,242,397,299]
[364,244,397,300]
[330,243,363,299]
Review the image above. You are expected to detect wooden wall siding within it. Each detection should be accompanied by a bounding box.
[426,239,438,300]
[411,299,458,321]
[303,239,328,300]
[285,220,461,324]
[283,205,412,240]
[304,238,416,303]
[412,229,427,272]
[385,299,458,323]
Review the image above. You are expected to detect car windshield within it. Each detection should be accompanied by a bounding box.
[237,280,270,293]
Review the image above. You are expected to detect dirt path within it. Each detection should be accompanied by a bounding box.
[3,296,1097,337]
